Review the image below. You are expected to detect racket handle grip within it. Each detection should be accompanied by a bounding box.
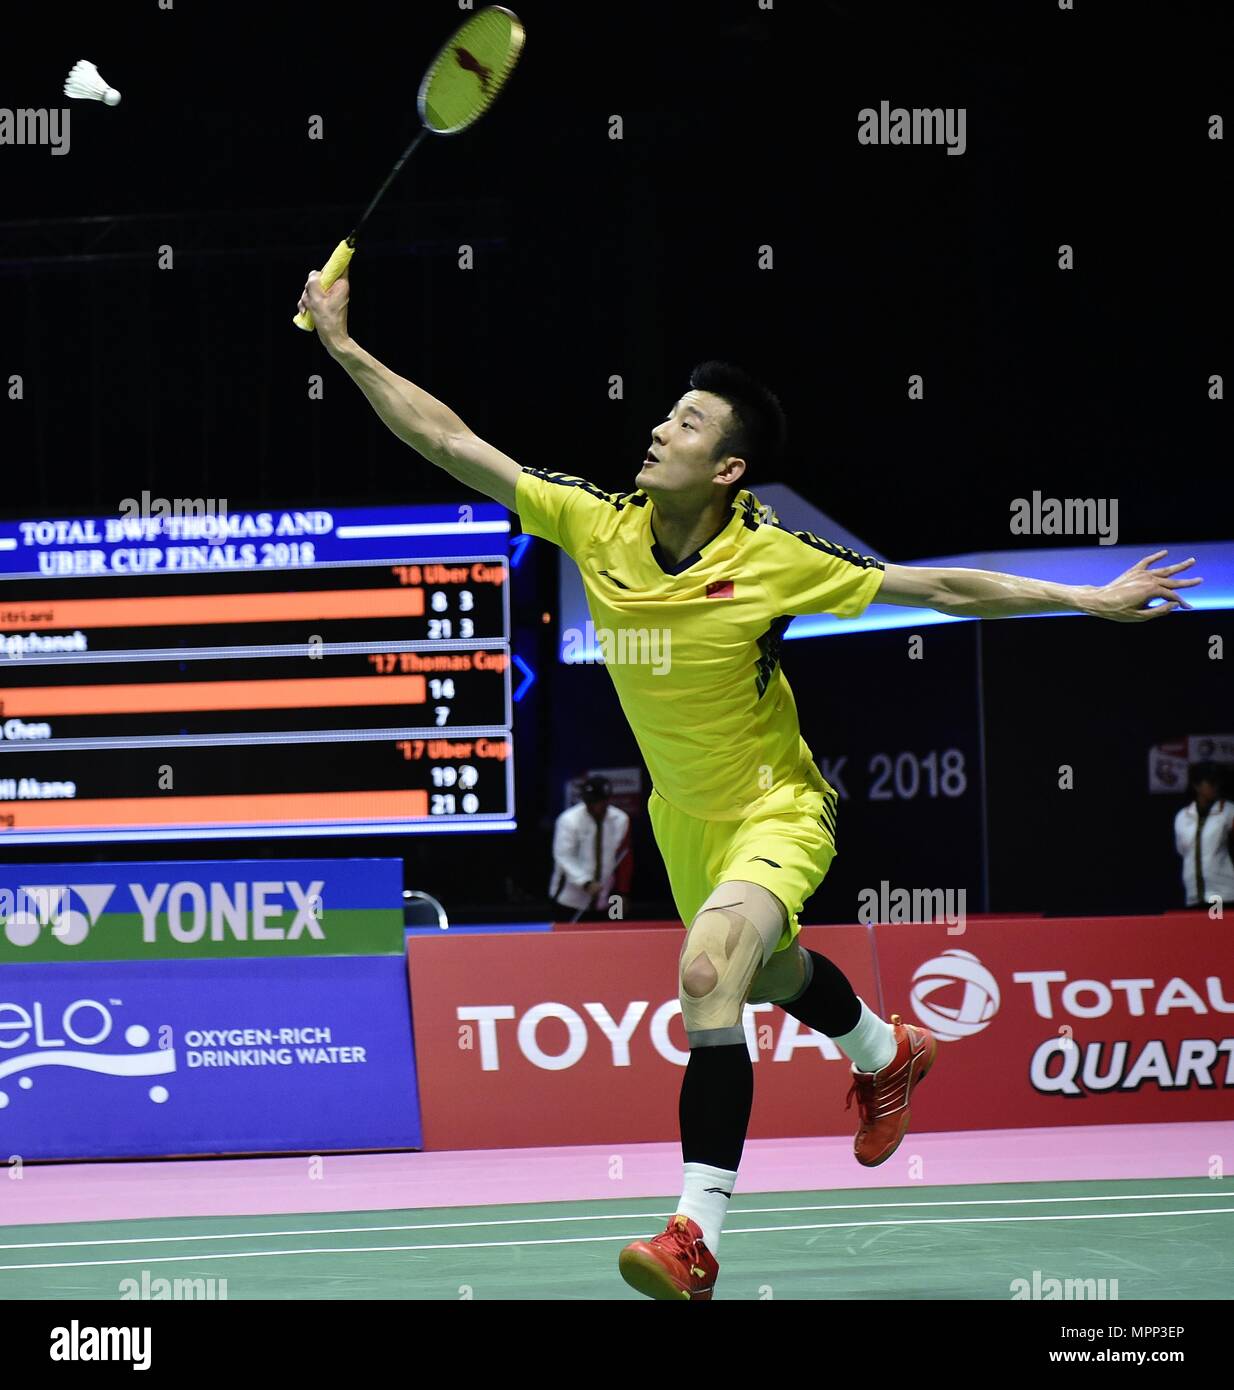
[292,238,356,332]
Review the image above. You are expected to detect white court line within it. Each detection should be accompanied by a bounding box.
[0,1207,1230,1273]
[1,1190,1231,1252]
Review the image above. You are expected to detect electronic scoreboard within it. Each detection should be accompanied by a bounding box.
[0,503,519,842]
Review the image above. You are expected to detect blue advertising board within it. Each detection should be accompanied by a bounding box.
[0,956,422,1159]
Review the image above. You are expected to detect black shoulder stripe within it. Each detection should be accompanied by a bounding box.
[754,613,792,699]
[737,493,782,532]
[774,522,884,570]
[522,469,648,511]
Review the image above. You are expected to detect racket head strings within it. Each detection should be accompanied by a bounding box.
[418,5,526,135]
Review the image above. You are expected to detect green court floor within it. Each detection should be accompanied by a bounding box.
[2,1178,1231,1300]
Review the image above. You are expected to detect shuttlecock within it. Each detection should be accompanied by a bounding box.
[64,59,121,107]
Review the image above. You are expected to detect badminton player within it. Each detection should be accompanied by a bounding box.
[299,269,1202,1300]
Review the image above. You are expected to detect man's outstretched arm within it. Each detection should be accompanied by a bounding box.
[299,269,521,510]
[876,551,1202,622]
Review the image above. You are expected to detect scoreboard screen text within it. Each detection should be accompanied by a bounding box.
[0,503,516,843]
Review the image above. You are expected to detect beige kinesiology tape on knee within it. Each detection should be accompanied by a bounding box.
[679,906,769,1032]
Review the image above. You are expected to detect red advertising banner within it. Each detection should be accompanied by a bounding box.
[407,915,1232,1149]
[407,925,878,1149]
[873,915,1234,1129]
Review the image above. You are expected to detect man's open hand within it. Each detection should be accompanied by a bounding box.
[1088,551,1202,621]
[299,269,350,353]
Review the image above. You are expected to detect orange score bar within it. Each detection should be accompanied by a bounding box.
[0,588,425,632]
[0,675,427,717]
[0,789,430,828]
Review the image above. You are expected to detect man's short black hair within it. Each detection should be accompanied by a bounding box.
[1189,761,1223,790]
[688,361,787,496]
[581,775,612,804]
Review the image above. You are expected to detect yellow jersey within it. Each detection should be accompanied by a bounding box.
[515,469,885,821]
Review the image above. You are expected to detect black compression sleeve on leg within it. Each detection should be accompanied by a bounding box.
[679,1042,754,1172]
[779,949,861,1036]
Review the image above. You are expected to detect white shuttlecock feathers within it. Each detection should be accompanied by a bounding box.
[64,59,121,107]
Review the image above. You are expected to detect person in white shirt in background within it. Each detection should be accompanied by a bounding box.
[550,776,631,920]
[1174,761,1234,910]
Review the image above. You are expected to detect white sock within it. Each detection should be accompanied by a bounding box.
[676,1161,737,1254]
[832,999,897,1073]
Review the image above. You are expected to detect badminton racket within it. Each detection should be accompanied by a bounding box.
[293,4,525,331]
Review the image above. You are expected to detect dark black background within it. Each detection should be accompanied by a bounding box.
[1,0,1230,918]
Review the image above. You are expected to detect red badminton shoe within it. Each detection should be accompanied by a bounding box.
[847,1013,937,1167]
[618,1215,719,1300]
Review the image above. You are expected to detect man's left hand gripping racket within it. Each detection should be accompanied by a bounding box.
[293,5,525,331]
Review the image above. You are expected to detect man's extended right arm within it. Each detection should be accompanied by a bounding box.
[299,268,522,510]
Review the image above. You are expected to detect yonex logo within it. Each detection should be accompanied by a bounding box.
[1,879,328,951]
[1,884,115,947]
[909,948,1000,1041]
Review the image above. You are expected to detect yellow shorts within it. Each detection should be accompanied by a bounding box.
[647,763,839,956]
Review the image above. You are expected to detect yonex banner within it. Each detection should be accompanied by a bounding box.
[0,956,422,1158]
[406,925,879,1149]
[0,859,404,962]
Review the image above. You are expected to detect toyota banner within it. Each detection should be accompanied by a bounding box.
[407,915,1231,1148]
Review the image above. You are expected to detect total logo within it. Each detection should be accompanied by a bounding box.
[909,949,1234,1040]
[2,885,116,947]
[909,949,1001,1040]
[0,998,174,1112]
